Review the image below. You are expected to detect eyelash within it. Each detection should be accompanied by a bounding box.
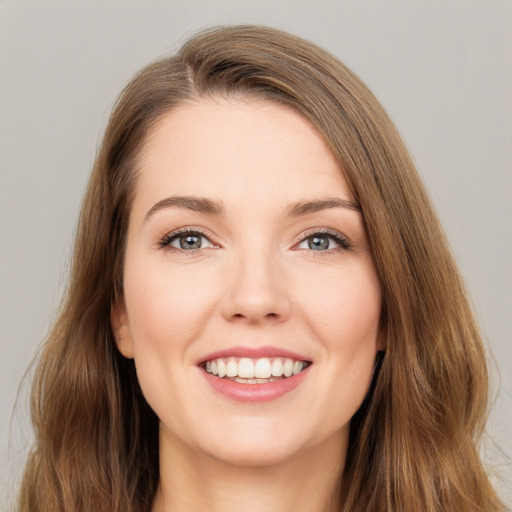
[157,227,352,255]
[158,228,212,255]
[294,229,353,255]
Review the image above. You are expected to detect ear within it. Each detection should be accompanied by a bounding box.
[111,299,135,359]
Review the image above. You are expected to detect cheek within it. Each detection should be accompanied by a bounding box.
[295,263,382,349]
[122,259,217,357]
[281,262,382,438]
[121,260,217,418]
[307,271,381,407]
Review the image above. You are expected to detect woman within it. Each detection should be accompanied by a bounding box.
[18,25,505,511]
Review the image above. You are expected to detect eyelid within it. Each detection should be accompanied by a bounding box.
[292,228,352,252]
[158,226,219,250]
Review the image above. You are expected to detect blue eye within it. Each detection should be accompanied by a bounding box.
[160,230,215,251]
[297,231,351,252]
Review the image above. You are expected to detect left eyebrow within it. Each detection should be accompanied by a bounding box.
[284,198,361,217]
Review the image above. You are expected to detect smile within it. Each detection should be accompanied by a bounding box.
[198,347,313,402]
[202,357,310,384]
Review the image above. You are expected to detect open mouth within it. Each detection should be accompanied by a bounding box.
[200,357,312,384]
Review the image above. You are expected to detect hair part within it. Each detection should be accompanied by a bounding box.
[18,25,505,512]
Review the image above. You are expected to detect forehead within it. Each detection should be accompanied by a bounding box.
[133,97,354,217]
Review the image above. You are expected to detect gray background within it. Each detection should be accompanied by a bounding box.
[1,1,511,508]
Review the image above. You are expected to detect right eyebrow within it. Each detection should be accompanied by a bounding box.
[144,196,224,222]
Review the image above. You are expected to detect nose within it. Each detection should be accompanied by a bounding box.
[219,248,291,325]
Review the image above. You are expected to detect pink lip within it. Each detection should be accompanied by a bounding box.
[197,345,310,365]
[199,365,311,403]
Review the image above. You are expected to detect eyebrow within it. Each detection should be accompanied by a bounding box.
[285,198,361,216]
[144,195,360,222]
[145,196,224,222]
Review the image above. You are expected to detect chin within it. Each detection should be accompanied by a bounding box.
[206,439,303,468]
[194,419,322,468]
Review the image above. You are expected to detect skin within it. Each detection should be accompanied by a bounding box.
[112,97,385,512]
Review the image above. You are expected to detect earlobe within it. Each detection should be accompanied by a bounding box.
[111,300,135,359]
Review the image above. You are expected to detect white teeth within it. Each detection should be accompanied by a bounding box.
[254,358,272,378]
[293,361,304,375]
[283,359,294,377]
[226,357,238,377]
[271,358,283,377]
[217,359,226,378]
[238,358,255,378]
[204,356,308,380]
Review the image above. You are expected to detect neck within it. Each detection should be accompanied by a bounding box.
[152,427,346,512]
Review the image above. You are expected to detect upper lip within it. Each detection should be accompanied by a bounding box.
[197,345,311,365]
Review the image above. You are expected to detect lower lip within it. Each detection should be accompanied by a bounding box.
[200,366,310,403]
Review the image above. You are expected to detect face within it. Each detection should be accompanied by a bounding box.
[113,97,384,467]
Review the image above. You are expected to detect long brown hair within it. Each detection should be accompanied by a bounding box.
[18,25,505,511]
